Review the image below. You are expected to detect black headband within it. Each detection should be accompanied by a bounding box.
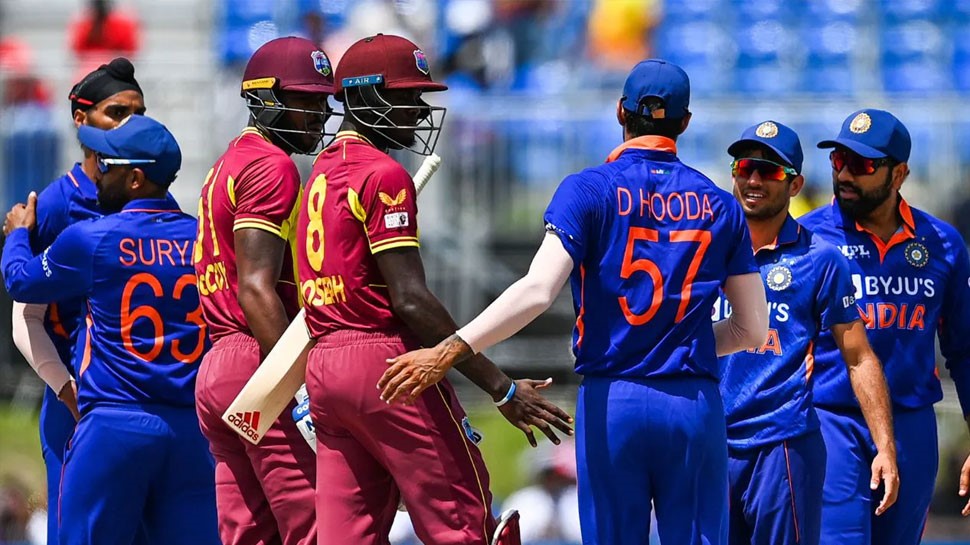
[68,57,142,115]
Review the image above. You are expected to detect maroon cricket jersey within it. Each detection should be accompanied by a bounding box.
[298,131,420,337]
[194,128,302,341]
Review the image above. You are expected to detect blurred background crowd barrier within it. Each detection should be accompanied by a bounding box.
[1,0,970,543]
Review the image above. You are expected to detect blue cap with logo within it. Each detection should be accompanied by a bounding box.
[621,59,690,119]
[817,109,911,162]
[728,120,804,174]
[78,114,182,185]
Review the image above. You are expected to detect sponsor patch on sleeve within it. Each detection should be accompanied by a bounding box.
[384,212,409,229]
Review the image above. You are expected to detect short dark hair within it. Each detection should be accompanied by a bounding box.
[623,97,685,139]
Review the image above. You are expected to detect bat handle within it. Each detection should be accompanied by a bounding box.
[413,153,442,194]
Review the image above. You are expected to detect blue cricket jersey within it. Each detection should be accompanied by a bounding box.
[716,216,859,449]
[3,196,208,413]
[800,198,970,414]
[543,136,758,380]
[28,163,102,372]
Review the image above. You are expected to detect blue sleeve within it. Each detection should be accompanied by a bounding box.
[3,224,94,304]
[939,234,970,416]
[542,172,604,265]
[30,182,70,254]
[724,198,758,276]
[815,244,859,328]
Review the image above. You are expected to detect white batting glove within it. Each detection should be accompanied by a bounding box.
[292,384,316,452]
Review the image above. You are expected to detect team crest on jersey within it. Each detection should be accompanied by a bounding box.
[755,121,778,138]
[414,50,430,75]
[311,50,332,77]
[766,265,793,291]
[379,189,407,207]
[905,242,929,268]
[850,112,872,134]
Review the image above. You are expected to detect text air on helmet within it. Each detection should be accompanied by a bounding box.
[335,33,447,156]
[241,36,339,155]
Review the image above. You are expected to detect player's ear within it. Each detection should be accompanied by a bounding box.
[616,99,625,127]
[73,109,86,129]
[891,162,909,190]
[129,168,146,190]
[679,112,692,134]
[789,174,805,198]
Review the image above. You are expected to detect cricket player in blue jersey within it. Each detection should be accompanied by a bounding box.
[717,121,898,545]
[800,109,970,545]
[1,115,218,545]
[380,59,770,545]
[6,57,145,544]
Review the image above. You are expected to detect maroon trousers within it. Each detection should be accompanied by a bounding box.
[195,333,317,545]
[306,330,497,545]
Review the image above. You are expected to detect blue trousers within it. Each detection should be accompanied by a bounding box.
[39,388,75,545]
[577,375,728,545]
[817,406,937,545]
[728,430,827,545]
[58,404,220,545]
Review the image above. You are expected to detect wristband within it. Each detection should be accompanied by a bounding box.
[494,381,517,407]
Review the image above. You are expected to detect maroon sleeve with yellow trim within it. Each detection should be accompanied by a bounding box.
[354,164,419,254]
[232,155,302,238]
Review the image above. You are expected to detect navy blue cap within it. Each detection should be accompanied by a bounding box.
[621,59,690,119]
[728,120,804,174]
[78,114,181,185]
[817,109,911,162]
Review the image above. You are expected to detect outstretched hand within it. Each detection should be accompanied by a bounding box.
[4,192,37,236]
[380,346,453,404]
[497,378,574,448]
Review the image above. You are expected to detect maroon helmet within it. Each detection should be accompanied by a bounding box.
[241,36,338,154]
[335,34,446,156]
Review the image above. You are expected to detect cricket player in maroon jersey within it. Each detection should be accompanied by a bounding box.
[193,36,334,545]
[298,33,573,545]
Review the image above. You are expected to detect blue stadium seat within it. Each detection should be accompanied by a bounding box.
[952,24,970,91]
[879,0,944,23]
[655,21,736,95]
[881,20,947,62]
[805,0,866,22]
[801,61,855,95]
[883,58,951,93]
[662,0,726,24]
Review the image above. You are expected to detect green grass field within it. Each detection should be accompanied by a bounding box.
[0,405,45,506]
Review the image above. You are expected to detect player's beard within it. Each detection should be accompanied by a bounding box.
[96,174,129,213]
[834,170,894,219]
[735,184,789,220]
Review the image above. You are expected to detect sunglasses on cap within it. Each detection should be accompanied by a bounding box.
[95,153,156,174]
[829,149,894,176]
[731,157,797,182]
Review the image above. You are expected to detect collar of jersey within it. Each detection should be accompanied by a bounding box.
[67,163,97,197]
[334,130,375,147]
[121,195,181,214]
[606,136,677,163]
[756,214,801,253]
[239,126,271,143]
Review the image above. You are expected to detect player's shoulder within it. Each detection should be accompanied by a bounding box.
[805,227,849,268]
[797,202,834,229]
[558,164,613,194]
[911,205,965,245]
[225,130,299,177]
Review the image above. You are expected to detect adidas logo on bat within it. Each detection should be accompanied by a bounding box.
[227,411,261,441]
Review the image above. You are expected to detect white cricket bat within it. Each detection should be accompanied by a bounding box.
[222,153,442,444]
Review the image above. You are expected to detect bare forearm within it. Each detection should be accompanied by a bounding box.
[238,285,290,356]
[850,353,895,453]
[395,293,510,400]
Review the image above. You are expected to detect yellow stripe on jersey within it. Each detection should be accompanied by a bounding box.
[347,188,367,223]
[371,236,420,254]
[227,175,237,208]
[233,218,283,237]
